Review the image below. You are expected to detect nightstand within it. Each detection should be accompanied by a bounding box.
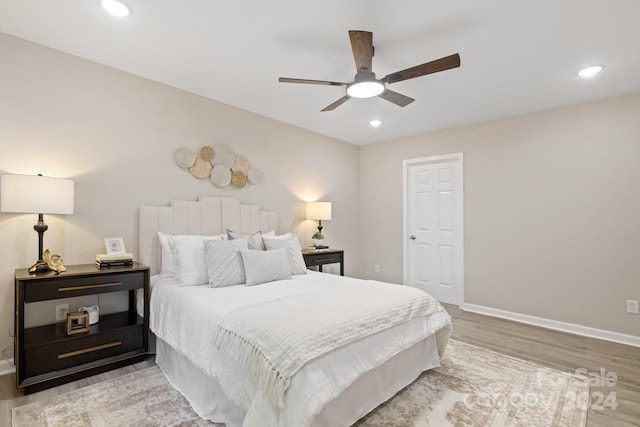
[302,249,344,276]
[14,263,150,394]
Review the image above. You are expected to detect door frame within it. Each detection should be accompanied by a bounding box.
[402,153,465,306]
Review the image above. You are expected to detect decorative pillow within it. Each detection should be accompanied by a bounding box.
[227,229,265,250]
[262,230,292,240]
[170,234,226,286]
[204,239,248,288]
[240,249,291,286]
[263,235,307,275]
[157,232,175,278]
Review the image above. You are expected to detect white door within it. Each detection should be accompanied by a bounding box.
[404,154,464,305]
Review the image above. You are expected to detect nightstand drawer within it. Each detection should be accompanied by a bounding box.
[24,324,144,377]
[304,253,342,267]
[23,271,145,302]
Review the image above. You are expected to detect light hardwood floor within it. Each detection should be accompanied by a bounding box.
[1,305,639,426]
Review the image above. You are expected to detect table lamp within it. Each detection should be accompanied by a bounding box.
[0,174,75,273]
[306,201,331,249]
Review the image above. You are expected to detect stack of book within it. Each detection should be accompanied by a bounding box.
[96,253,134,268]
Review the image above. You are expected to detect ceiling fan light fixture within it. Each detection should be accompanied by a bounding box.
[101,0,130,17]
[347,81,384,99]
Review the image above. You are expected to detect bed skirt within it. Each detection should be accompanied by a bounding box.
[155,334,441,427]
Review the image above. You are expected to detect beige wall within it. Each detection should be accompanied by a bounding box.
[360,93,640,336]
[0,34,360,352]
[1,32,638,359]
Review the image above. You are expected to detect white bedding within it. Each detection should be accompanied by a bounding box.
[150,272,452,427]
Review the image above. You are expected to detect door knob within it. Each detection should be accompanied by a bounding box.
[410,235,416,240]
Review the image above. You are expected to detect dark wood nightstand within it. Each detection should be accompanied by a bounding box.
[302,249,344,276]
[14,263,150,394]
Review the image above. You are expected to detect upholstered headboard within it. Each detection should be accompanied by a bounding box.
[139,195,278,275]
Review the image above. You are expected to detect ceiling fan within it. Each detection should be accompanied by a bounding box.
[278,30,461,112]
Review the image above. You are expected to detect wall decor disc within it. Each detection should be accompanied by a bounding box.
[175,148,196,168]
[199,146,214,161]
[231,171,247,188]
[232,155,250,174]
[189,156,213,178]
[212,149,235,168]
[211,164,232,187]
[247,168,265,185]
[214,143,234,155]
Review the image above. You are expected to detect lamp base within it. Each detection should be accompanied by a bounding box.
[28,261,51,274]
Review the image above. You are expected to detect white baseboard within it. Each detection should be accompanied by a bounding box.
[0,358,14,376]
[462,303,640,348]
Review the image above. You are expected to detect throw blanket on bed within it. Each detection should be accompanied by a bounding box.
[212,278,444,408]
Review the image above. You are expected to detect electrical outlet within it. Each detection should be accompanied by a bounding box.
[55,303,69,321]
[374,264,380,273]
[627,299,639,314]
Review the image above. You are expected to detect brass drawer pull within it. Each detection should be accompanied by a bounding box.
[58,282,122,292]
[58,341,122,359]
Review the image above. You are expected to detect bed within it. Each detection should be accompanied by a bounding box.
[139,195,452,427]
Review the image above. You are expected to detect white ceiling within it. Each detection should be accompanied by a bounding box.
[1,0,639,145]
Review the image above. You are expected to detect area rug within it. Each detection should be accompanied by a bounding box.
[12,340,589,426]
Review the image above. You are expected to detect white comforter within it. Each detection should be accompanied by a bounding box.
[150,272,451,427]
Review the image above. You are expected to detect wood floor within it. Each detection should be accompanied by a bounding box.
[1,305,639,426]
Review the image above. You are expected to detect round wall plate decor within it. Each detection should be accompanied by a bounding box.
[211,164,232,187]
[175,148,196,168]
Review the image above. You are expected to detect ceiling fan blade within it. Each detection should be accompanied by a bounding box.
[321,96,350,112]
[384,53,460,84]
[279,77,347,86]
[349,30,373,71]
[378,89,415,107]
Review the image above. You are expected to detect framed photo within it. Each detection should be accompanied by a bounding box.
[104,237,126,255]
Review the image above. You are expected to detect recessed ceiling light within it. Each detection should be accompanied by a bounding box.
[369,120,382,128]
[578,65,603,78]
[101,0,130,17]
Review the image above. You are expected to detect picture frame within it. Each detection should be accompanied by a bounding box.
[66,311,90,335]
[104,237,126,255]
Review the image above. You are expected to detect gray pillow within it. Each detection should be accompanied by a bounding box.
[263,235,307,275]
[204,239,249,287]
[240,249,291,286]
[227,229,265,250]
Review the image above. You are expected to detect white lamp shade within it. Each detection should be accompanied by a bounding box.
[0,174,74,214]
[306,202,332,221]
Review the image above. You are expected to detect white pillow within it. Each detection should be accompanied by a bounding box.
[240,249,291,286]
[158,232,175,278]
[170,234,226,286]
[158,232,226,279]
[262,230,292,240]
[227,229,265,250]
[263,235,307,275]
[204,239,248,288]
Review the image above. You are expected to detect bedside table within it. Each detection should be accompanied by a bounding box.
[302,249,344,276]
[14,263,150,394]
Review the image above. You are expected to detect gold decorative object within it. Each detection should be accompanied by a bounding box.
[199,146,214,161]
[29,249,66,273]
[231,171,247,189]
[231,155,250,174]
[189,156,213,179]
[66,311,90,335]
